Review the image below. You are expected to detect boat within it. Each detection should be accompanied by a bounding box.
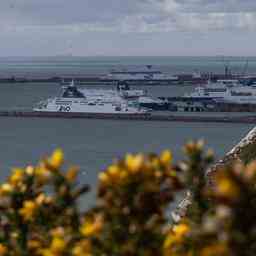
[104,65,178,84]
[80,81,170,111]
[138,96,170,111]
[183,79,256,104]
[33,81,150,115]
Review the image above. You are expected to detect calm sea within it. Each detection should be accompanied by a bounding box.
[0,56,256,77]
[0,56,255,208]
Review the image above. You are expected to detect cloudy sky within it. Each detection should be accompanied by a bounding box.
[1,0,256,56]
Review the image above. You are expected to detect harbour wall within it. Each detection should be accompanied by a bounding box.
[1,110,256,124]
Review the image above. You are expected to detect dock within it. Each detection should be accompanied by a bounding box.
[0,110,256,124]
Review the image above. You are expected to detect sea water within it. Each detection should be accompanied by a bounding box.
[0,56,255,208]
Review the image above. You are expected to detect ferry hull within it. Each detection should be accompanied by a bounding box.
[139,103,171,111]
[32,110,151,118]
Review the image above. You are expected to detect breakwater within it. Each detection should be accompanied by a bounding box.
[1,110,256,124]
[0,72,242,85]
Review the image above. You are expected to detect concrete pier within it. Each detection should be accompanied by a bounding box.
[0,110,256,124]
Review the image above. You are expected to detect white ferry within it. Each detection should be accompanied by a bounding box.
[184,79,256,104]
[105,65,178,82]
[80,81,170,111]
[33,81,150,115]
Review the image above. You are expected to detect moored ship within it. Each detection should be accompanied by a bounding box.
[33,81,150,115]
[183,79,256,104]
[104,65,178,85]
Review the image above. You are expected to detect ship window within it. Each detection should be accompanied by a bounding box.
[205,88,227,93]
[231,91,252,96]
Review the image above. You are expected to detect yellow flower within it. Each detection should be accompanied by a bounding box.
[50,227,65,237]
[164,223,190,250]
[160,150,172,165]
[80,222,95,236]
[48,149,64,169]
[80,215,103,237]
[151,157,160,169]
[119,170,128,181]
[0,183,13,195]
[200,243,230,256]
[35,164,52,184]
[19,200,38,221]
[50,237,66,253]
[9,168,24,186]
[108,165,124,184]
[72,240,92,256]
[34,193,52,206]
[215,176,240,199]
[0,244,7,256]
[98,172,110,184]
[25,165,35,176]
[41,249,54,256]
[173,223,190,238]
[66,167,79,182]
[125,154,144,173]
[163,234,177,250]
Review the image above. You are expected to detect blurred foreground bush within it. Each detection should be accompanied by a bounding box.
[0,142,255,255]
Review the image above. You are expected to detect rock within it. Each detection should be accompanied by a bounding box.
[173,126,256,220]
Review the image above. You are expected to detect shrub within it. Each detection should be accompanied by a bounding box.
[0,142,255,255]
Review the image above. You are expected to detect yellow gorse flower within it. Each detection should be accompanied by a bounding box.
[160,150,172,165]
[80,215,103,237]
[0,183,13,196]
[164,223,190,250]
[99,165,129,186]
[125,154,144,173]
[48,149,64,169]
[35,193,52,205]
[19,200,38,221]
[66,167,79,182]
[41,249,55,256]
[72,240,92,256]
[35,164,52,183]
[108,165,121,181]
[25,165,35,176]
[98,172,110,184]
[9,168,24,186]
[215,176,240,199]
[173,223,190,238]
[50,237,66,253]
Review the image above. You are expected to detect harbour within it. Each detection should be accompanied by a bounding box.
[0,57,255,217]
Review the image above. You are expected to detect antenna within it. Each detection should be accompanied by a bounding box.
[224,58,231,77]
[70,79,75,87]
[241,59,249,77]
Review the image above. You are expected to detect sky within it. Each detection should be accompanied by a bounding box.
[0,0,256,56]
